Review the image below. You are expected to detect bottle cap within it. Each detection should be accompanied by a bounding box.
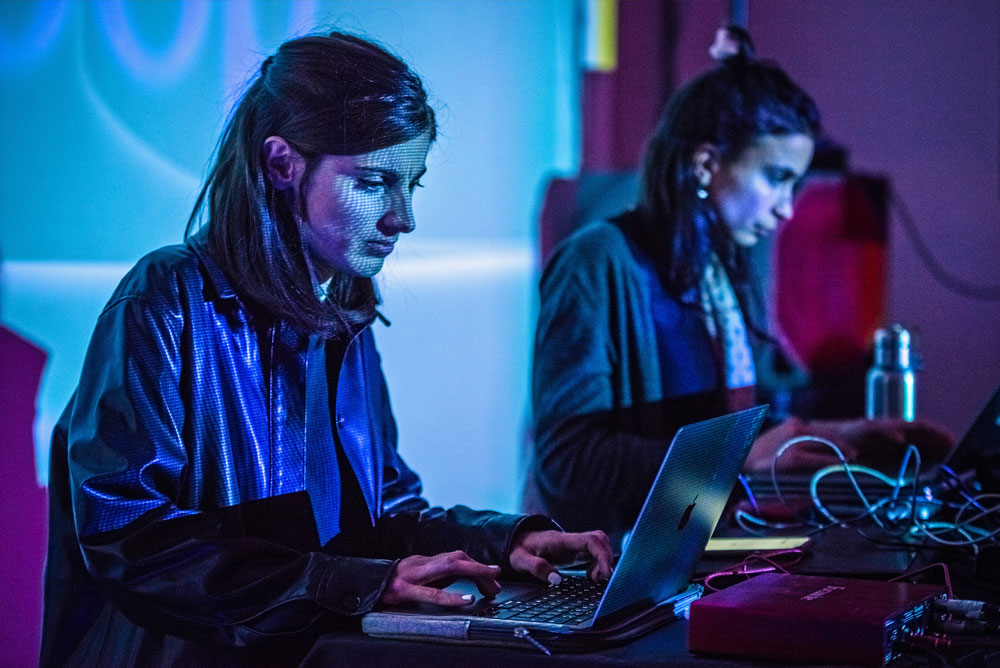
[873,323,913,369]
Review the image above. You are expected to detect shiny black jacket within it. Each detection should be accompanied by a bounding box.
[41,236,547,667]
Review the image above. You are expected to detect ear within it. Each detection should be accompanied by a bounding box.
[691,143,722,187]
[263,136,304,194]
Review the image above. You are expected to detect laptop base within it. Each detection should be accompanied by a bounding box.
[363,584,702,654]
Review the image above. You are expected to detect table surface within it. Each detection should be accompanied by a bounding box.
[300,526,1000,667]
[302,618,858,668]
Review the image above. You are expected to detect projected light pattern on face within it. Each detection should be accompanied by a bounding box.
[299,133,432,280]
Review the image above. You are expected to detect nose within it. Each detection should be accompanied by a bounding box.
[379,188,416,235]
[774,185,794,223]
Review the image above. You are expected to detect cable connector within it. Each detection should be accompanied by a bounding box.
[903,631,952,649]
[514,627,552,655]
[933,598,1000,619]
[931,619,1000,636]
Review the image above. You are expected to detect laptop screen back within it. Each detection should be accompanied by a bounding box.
[594,406,768,622]
[944,381,1000,490]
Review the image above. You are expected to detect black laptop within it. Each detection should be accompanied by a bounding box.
[744,380,1000,511]
[362,406,768,652]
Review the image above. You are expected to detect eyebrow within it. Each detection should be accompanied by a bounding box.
[767,165,803,181]
[355,165,428,182]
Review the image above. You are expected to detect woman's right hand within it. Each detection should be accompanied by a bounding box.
[743,416,953,472]
[380,550,502,607]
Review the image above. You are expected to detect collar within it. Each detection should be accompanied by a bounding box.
[186,229,239,301]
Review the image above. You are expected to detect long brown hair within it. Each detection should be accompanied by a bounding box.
[620,30,819,317]
[186,32,436,337]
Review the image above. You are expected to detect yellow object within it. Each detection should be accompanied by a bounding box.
[583,0,617,71]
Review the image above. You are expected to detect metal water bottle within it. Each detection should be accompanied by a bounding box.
[865,324,917,421]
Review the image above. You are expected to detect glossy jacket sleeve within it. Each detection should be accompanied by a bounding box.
[66,293,394,646]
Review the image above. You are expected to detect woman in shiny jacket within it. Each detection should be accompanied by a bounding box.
[41,32,612,667]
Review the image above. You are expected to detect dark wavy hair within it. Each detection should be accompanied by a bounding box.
[186,31,437,337]
[618,28,820,313]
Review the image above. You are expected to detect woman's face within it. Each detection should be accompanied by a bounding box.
[707,133,815,247]
[298,131,432,279]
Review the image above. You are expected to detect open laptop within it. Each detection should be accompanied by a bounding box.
[362,405,768,650]
[938,380,1000,491]
[743,380,1000,510]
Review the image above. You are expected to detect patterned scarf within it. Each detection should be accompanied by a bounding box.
[699,253,756,390]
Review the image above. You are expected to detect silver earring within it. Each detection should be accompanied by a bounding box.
[696,187,708,200]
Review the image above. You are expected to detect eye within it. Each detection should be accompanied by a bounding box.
[357,178,387,193]
[409,179,424,193]
[765,167,797,187]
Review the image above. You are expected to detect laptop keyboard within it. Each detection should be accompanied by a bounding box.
[476,575,605,625]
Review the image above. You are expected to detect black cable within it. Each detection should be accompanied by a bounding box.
[895,10,1000,303]
[894,642,950,668]
[891,192,1000,301]
[955,649,1000,666]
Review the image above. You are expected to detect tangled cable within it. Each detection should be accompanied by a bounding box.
[736,434,1000,555]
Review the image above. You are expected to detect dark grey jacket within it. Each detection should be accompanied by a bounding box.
[528,221,737,542]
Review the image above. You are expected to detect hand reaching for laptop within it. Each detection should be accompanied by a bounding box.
[380,550,503,607]
[509,529,614,586]
[380,529,614,607]
[744,416,954,472]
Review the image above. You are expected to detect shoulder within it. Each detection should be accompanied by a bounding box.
[542,220,641,286]
[558,220,632,261]
[101,242,218,316]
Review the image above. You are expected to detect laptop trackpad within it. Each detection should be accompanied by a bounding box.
[383,577,550,615]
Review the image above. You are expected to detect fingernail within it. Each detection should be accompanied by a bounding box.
[488,564,501,570]
[461,594,474,602]
[547,572,562,586]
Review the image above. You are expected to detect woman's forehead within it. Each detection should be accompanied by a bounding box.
[349,132,432,169]
[740,133,814,169]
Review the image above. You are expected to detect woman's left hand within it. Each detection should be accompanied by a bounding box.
[509,529,614,585]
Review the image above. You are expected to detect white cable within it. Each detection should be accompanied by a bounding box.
[909,493,1000,547]
[754,436,1000,553]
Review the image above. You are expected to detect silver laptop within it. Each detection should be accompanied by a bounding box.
[362,406,768,647]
